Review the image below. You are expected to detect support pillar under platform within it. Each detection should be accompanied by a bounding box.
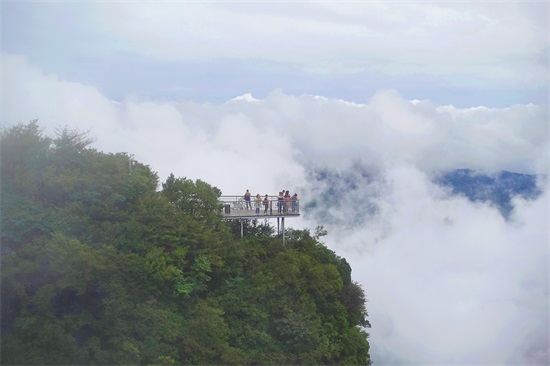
[282,217,285,244]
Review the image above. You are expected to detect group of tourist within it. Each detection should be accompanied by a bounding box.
[244,189,299,215]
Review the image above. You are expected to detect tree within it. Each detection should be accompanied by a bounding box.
[1,121,372,365]
[162,174,223,226]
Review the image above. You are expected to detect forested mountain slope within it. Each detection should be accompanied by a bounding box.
[0,121,371,365]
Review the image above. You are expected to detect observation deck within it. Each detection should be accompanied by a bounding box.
[219,195,300,219]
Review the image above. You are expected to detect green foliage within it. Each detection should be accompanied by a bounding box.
[161,174,222,226]
[1,121,371,365]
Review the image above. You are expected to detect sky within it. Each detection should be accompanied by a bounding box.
[2,1,549,365]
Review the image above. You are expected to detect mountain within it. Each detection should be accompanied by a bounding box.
[434,169,543,217]
[0,121,372,365]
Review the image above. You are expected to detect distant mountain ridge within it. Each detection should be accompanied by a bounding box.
[434,169,543,217]
[303,166,543,226]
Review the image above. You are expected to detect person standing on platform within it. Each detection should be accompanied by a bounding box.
[255,194,261,214]
[283,190,290,213]
[291,193,298,212]
[244,189,252,210]
[277,191,284,213]
[263,194,269,214]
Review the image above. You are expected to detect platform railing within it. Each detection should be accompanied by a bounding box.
[219,195,300,218]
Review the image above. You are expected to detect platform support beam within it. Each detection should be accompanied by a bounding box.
[282,217,285,244]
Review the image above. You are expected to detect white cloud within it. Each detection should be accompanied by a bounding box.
[2,54,119,136]
[1,54,547,365]
[87,2,548,87]
[332,166,548,364]
[4,2,546,108]
[229,93,261,103]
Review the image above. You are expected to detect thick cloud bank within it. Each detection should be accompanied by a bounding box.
[321,166,548,364]
[3,54,548,364]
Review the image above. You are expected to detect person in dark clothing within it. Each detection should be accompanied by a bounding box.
[291,193,298,212]
[244,189,252,210]
[263,194,269,214]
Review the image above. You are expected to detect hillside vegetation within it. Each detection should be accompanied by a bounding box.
[1,121,371,365]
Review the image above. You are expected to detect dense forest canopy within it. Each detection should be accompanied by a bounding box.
[1,121,371,365]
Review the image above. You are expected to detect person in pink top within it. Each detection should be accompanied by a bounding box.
[283,190,290,213]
